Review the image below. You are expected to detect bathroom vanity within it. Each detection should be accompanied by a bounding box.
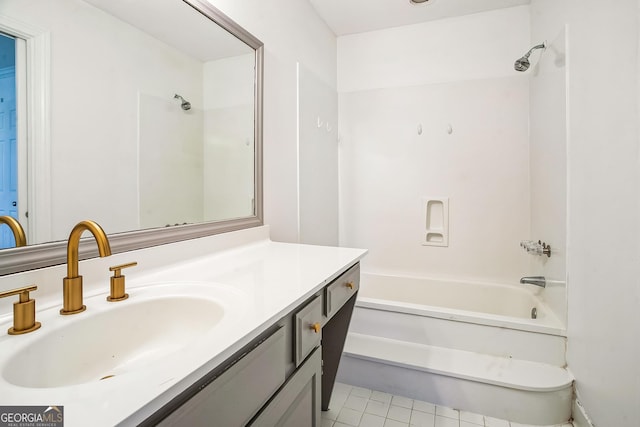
[149,262,360,426]
[0,227,366,426]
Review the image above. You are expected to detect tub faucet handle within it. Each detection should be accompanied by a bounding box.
[520,240,551,257]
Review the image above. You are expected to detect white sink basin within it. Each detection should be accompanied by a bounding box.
[1,282,245,388]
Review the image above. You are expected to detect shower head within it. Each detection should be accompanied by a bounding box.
[514,56,531,72]
[174,94,191,111]
[514,42,546,72]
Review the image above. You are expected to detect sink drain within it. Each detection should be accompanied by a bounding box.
[531,307,538,319]
[100,374,116,381]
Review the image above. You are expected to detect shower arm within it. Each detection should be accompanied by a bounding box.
[522,43,546,59]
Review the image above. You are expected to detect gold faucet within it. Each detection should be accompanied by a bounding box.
[0,285,41,334]
[0,216,26,247]
[60,220,112,315]
[107,262,137,301]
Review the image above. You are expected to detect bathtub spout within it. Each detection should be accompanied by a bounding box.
[520,276,546,288]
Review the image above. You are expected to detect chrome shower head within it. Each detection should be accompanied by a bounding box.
[514,42,546,72]
[514,56,531,72]
[174,94,191,111]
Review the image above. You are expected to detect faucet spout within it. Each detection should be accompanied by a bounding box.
[0,216,26,247]
[66,220,112,278]
[520,276,546,288]
[61,220,112,315]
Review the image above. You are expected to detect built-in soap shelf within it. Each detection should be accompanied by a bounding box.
[422,197,448,247]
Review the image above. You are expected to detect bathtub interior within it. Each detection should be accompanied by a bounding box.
[358,272,566,334]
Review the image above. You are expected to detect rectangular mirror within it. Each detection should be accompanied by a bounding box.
[0,0,263,275]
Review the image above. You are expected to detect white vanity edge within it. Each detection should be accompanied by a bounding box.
[0,226,368,426]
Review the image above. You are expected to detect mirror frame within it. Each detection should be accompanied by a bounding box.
[0,0,264,276]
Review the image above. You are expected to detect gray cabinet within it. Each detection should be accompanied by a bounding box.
[321,263,360,410]
[294,295,323,366]
[147,262,360,427]
[325,263,359,320]
[157,327,286,427]
[250,347,322,427]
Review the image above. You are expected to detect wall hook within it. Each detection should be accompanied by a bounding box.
[326,122,332,132]
[417,124,423,135]
[317,116,323,128]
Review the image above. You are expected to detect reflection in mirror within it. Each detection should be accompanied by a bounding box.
[0,0,263,274]
[0,34,18,249]
[0,0,257,245]
[0,216,26,248]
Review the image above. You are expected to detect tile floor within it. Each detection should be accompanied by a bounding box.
[321,383,573,427]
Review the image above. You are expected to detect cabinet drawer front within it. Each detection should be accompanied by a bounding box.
[158,327,286,427]
[325,263,360,320]
[294,295,323,366]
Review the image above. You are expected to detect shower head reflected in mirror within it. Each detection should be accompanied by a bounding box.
[514,42,546,72]
[174,94,191,110]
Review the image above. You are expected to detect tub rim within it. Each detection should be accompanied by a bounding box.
[356,296,566,337]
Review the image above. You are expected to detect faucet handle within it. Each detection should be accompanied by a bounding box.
[0,285,42,335]
[107,262,137,302]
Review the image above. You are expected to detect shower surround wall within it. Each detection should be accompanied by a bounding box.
[139,94,204,229]
[298,64,339,246]
[338,6,533,284]
[528,15,567,326]
[529,1,640,426]
[203,54,256,222]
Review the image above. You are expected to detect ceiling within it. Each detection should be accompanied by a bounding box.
[308,0,531,36]
[85,0,252,61]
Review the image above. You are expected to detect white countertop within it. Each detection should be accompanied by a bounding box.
[0,226,367,426]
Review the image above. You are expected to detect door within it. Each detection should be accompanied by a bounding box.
[0,34,17,248]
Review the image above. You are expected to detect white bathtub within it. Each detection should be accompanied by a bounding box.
[357,273,565,335]
[337,273,573,425]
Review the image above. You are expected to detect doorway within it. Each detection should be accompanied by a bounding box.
[0,33,18,249]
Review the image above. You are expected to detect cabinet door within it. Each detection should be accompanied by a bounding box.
[251,347,322,427]
[294,294,323,366]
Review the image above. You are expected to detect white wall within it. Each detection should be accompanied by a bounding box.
[338,6,532,92]
[529,19,568,325]
[529,1,640,426]
[338,6,533,283]
[206,0,337,243]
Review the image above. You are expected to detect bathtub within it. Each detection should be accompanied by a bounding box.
[357,273,565,336]
[336,273,573,425]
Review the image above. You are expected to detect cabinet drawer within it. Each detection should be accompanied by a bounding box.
[294,295,323,366]
[325,263,359,320]
[158,327,286,427]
